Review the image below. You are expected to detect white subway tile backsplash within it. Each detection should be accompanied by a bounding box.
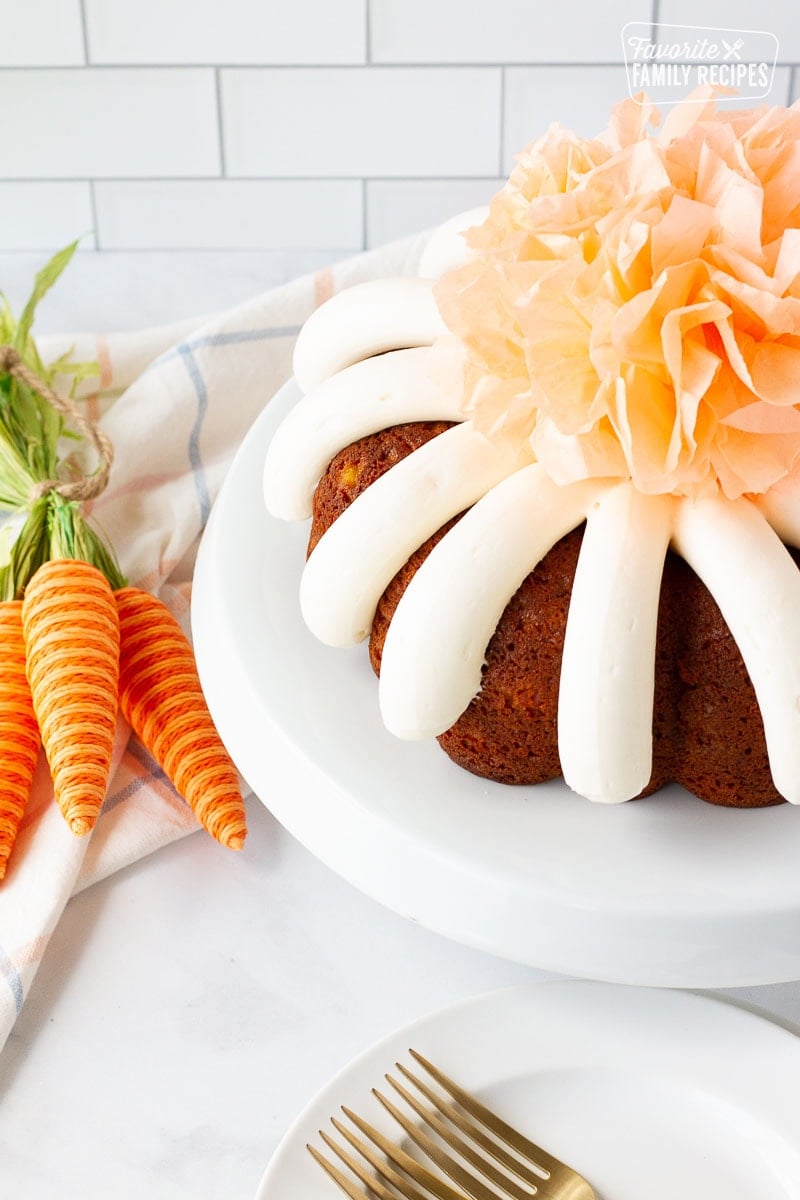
[657,0,800,62]
[0,250,344,333]
[366,178,500,246]
[370,0,635,64]
[0,0,85,66]
[0,183,94,249]
[0,69,220,179]
[503,66,628,169]
[94,180,362,249]
[221,67,501,177]
[2,2,799,258]
[84,0,365,65]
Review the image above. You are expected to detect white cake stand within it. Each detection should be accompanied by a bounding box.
[192,379,800,987]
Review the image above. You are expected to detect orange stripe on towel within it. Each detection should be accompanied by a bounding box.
[79,336,113,510]
[95,469,187,509]
[314,268,334,308]
[97,333,113,390]
[13,934,51,969]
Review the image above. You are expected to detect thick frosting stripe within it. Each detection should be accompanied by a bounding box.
[300,422,524,647]
[378,465,601,740]
[558,485,674,804]
[292,278,449,392]
[263,348,464,521]
[417,206,489,278]
[672,495,800,805]
[753,479,800,550]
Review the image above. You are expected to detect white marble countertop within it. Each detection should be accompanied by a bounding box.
[1,250,800,1199]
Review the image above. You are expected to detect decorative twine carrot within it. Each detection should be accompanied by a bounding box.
[116,588,246,850]
[22,560,120,837]
[0,601,40,877]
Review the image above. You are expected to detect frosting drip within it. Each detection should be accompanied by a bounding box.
[558,484,673,803]
[672,495,800,804]
[293,277,448,393]
[264,347,464,521]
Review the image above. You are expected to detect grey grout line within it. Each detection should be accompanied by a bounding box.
[361,178,368,250]
[651,0,660,40]
[88,179,100,249]
[3,59,799,73]
[498,67,506,177]
[365,0,372,64]
[0,245,363,255]
[1,60,646,70]
[789,64,797,103]
[77,0,91,64]
[215,68,227,176]
[1,175,506,184]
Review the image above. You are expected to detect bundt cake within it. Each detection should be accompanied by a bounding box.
[263,92,800,810]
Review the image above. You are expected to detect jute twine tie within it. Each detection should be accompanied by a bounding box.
[0,344,113,503]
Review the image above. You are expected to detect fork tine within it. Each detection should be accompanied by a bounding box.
[384,1073,537,1200]
[328,1119,434,1200]
[341,1107,467,1200]
[395,1062,547,1188]
[373,1087,512,1200]
[307,1142,380,1200]
[409,1050,563,1177]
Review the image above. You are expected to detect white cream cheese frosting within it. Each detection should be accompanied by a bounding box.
[292,277,448,393]
[264,347,464,522]
[753,475,800,550]
[416,206,488,278]
[558,485,674,804]
[671,495,800,806]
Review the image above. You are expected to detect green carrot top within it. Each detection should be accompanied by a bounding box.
[0,242,127,600]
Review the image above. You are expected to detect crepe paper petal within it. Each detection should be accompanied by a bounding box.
[650,195,715,278]
[531,413,629,487]
[711,270,800,338]
[604,92,660,150]
[721,402,800,434]
[761,141,800,244]
[746,340,800,407]
[772,228,800,294]
[754,472,800,548]
[656,85,719,144]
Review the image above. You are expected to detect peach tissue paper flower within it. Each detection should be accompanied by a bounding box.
[435,90,800,498]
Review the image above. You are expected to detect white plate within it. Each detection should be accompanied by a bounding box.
[192,380,800,987]
[254,980,800,1200]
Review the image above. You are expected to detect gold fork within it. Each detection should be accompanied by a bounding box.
[308,1049,597,1200]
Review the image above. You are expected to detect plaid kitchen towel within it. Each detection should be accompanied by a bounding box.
[0,231,431,1051]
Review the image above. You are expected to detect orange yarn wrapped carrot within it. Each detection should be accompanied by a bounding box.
[115,587,246,850]
[22,559,120,837]
[0,601,41,877]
